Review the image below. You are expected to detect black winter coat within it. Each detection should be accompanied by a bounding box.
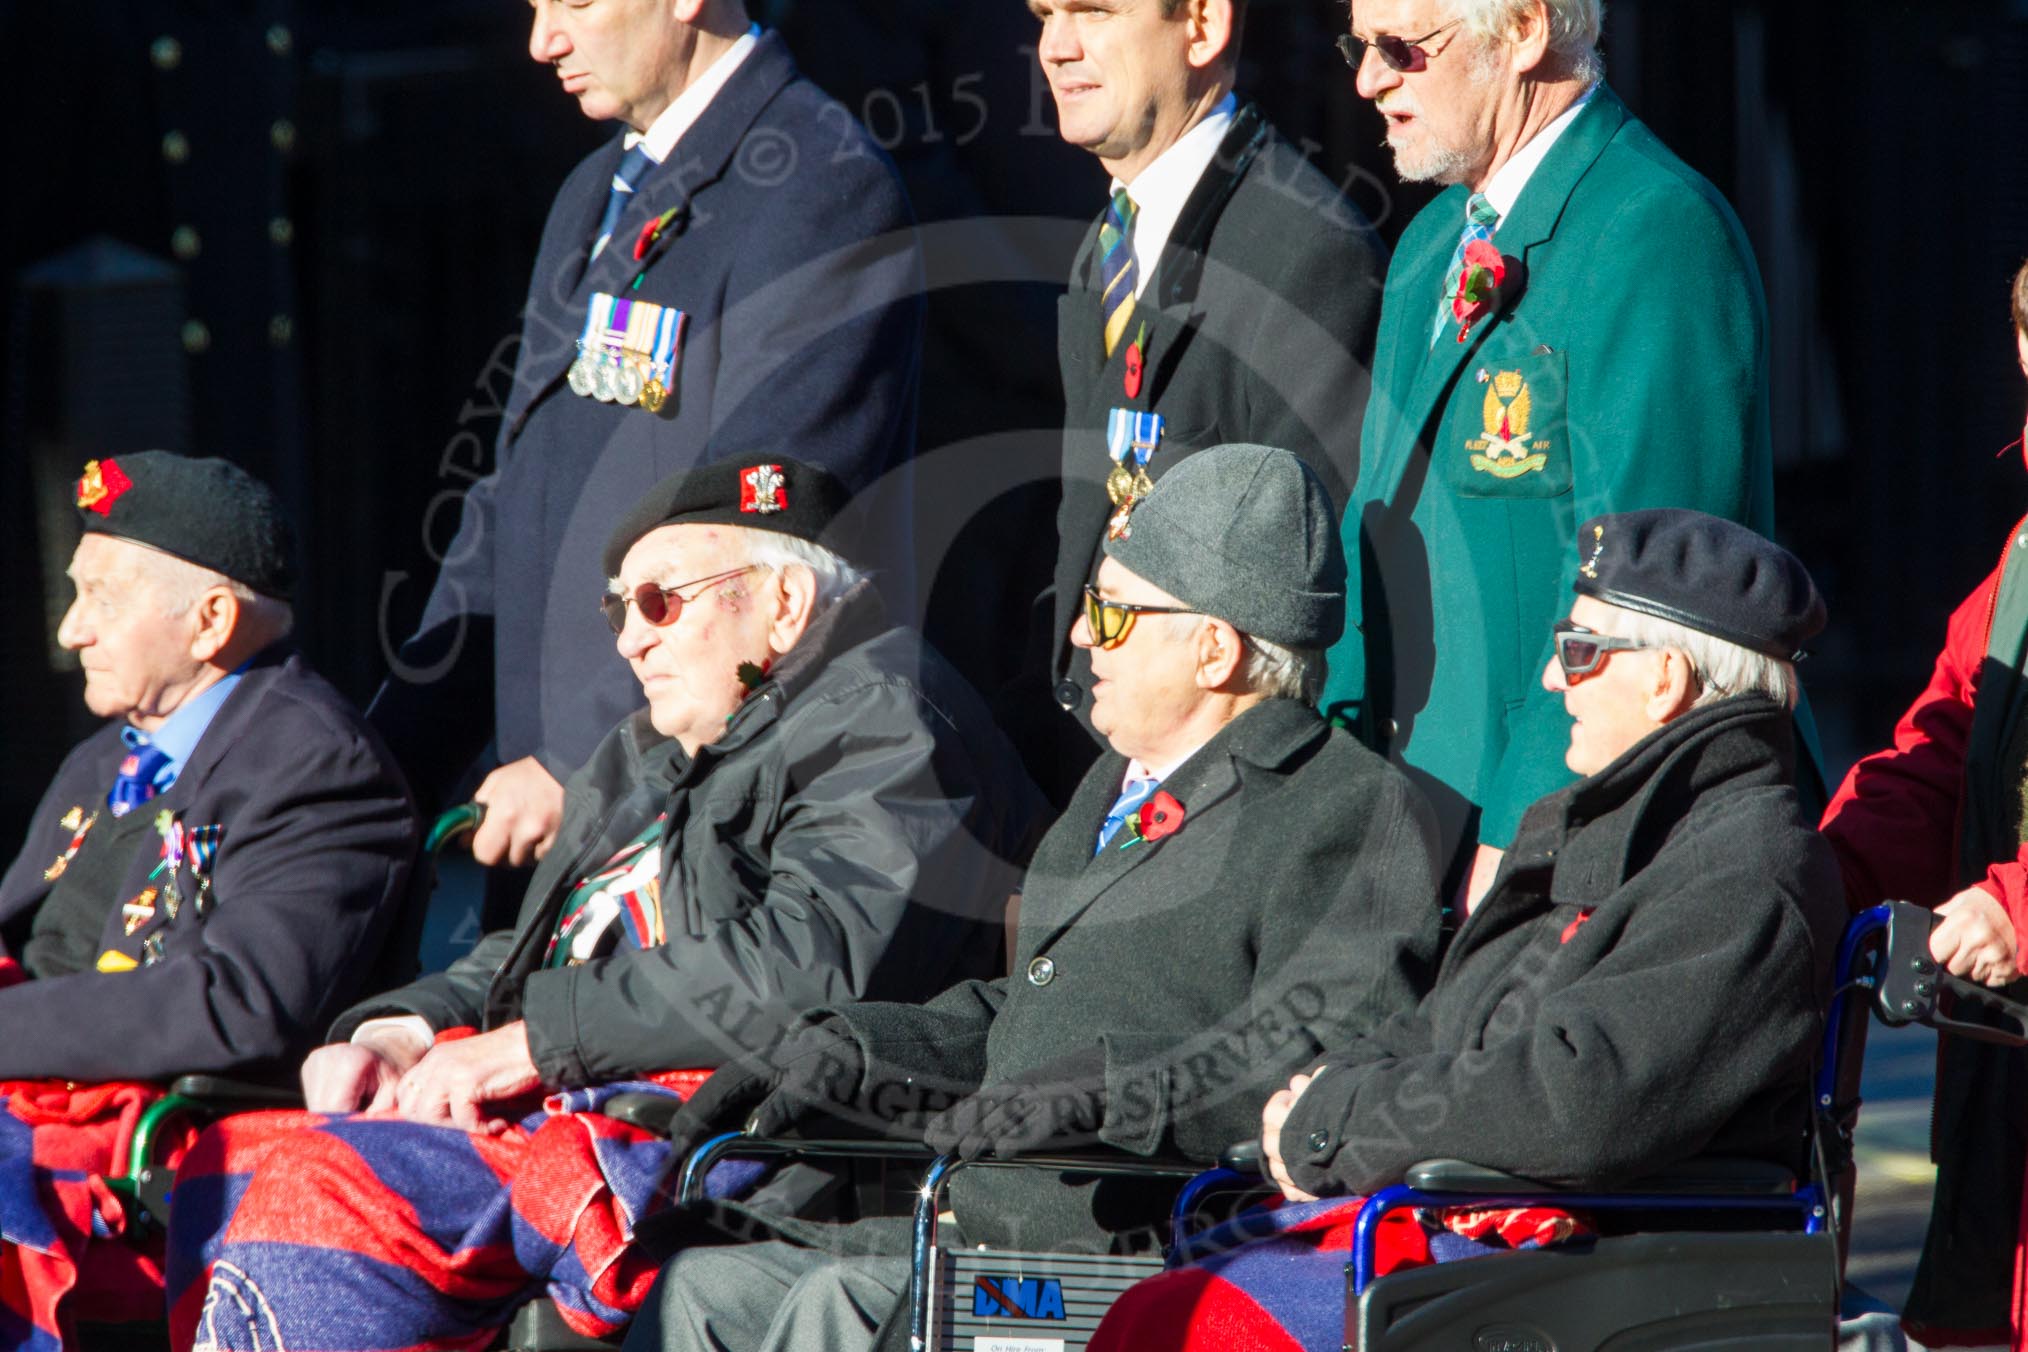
[1279,696,1847,1196]
[336,585,1043,1088]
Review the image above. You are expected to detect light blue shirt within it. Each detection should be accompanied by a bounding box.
[122,669,245,792]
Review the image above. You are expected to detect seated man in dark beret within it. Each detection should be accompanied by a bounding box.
[1086,510,1849,1352]
[629,444,1443,1352]
[164,457,1044,1351]
[0,452,420,1344]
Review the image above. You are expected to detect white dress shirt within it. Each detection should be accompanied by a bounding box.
[1112,93,1239,300]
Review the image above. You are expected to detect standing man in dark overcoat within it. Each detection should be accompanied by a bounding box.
[632,444,1441,1352]
[371,0,926,866]
[1030,0,1388,803]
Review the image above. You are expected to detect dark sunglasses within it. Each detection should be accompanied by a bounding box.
[1552,619,1650,682]
[1083,584,1202,651]
[1335,19,1464,74]
[600,565,755,635]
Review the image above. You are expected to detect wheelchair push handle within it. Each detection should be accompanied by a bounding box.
[423,802,487,858]
[1879,899,2028,1046]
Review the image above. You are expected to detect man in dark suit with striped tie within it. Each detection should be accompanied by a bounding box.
[1027,0,1388,805]
[370,0,925,865]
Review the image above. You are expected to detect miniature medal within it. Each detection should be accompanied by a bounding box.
[568,350,597,397]
[1103,407,1166,540]
[614,360,645,407]
[43,806,97,882]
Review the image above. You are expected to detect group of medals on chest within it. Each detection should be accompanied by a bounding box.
[568,290,686,414]
[45,805,224,968]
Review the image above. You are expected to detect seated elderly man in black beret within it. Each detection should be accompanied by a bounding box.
[628,444,1443,1352]
[1086,509,1849,1352]
[0,452,419,1343]
[163,457,1043,1351]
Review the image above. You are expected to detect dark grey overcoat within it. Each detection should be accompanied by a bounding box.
[799,697,1442,1254]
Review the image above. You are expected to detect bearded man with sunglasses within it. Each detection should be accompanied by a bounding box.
[163,458,1041,1351]
[1087,508,1843,1352]
[625,444,1439,1352]
[1322,0,1786,916]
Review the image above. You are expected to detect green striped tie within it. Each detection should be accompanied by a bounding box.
[1100,189,1140,358]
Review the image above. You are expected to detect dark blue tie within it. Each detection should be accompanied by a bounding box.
[108,743,173,818]
[591,144,659,262]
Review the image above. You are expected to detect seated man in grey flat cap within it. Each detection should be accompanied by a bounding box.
[1087,509,1850,1352]
[0,452,418,1344]
[633,444,1444,1352]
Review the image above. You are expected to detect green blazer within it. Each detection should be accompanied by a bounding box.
[1321,86,1774,861]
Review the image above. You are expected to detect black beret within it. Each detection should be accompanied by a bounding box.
[603,457,851,577]
[1572,509,1825,661]
[74,451,296,599]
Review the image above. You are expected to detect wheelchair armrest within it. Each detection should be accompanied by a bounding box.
[597,1091,686,1136]
[1404,1156,1797,1197]
[1220,1138,1265,1176]
[167,1075,306,1108]
[676,1132,938,1207]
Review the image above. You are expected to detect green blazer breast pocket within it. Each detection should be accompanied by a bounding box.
[1438,345,1570,500]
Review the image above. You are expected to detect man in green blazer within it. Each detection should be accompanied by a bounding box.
[1323,0,1775,903]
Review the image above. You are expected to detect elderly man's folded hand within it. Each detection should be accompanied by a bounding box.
[392,1023,542,1133]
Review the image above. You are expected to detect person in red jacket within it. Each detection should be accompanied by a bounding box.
[1820,256,2028,1352]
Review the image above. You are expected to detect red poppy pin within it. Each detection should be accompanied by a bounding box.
[1123,321,1148,400]
[76,458,132,516]
[1558,906,1597,945]
[1117,790,1186,849]
[633,206,683,263]
[1452,241,1520,343]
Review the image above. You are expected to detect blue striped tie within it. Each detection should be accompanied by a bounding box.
[1432,191,1502,344]
[1095,773,1160,853]
[1099,190,1140,358]
[590,144,659,262]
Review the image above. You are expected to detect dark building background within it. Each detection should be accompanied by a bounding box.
[5,0,2028,826]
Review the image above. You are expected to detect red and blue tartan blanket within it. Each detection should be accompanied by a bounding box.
[166,1074,761,1352]
[1087,1194,1591,1351]
[1,1076,200,1351]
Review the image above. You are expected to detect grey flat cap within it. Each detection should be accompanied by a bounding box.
[1104,443,1345,648]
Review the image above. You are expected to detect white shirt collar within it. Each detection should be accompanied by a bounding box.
[624,25,762,164]
[1481,83,1597,223]
[1123,744,1204,788]
[1110,93,1239,300]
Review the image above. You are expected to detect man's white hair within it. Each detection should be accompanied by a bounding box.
[1455,0,1605,85]
[148,551,295,640]
[1142,613,1327,704]
[735,527,868,613]
[1241,635,1328,705]
[1608,606,1798,711]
